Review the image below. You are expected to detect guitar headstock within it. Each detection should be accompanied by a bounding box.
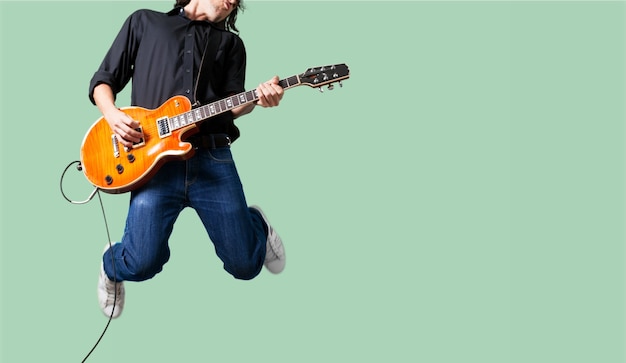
[299,64,350,91]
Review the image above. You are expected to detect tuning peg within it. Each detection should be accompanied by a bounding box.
[328,84,334,91]
[339,81,343,88]
[319,87,324,93]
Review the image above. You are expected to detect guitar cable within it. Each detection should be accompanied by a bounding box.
[60,160,119,362]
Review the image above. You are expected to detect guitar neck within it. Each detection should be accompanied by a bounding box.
[168,75,301,132]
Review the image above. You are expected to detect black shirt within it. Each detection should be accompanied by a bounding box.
[89,7,247,140]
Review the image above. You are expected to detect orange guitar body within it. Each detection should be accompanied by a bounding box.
[80,95,196,194]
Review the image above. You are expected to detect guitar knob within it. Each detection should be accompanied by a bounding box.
[116,164,124,174]
[127,154,135,163]
[105,175,113,185]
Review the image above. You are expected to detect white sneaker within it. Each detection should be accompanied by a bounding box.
[251,206,285,274]
[97,243,125,318]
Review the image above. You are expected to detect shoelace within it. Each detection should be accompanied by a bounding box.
[266,226,284,260]
[104,278,123,305]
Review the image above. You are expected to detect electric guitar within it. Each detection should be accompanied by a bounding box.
[80,64,350,194]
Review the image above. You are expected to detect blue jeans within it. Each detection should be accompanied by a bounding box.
[102,146,267,281]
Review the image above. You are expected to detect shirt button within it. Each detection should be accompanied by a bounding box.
[186,89,190,94]
[186,50,191,54]
[186,69,191,73]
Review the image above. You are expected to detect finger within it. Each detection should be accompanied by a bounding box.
[263,82,283,105]
[256,83,272,106]
[112,127,133,148]
[128,118,141,129]
[114,121,142,145]
[269,76,284,98]
[121,116,143,138]
[114,129,136,147]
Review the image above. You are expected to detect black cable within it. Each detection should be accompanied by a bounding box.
[59,160,119,362]
[81,190,118,362]
[59,161,98,205]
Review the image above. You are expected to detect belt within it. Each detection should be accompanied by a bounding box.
[189,134,232,149]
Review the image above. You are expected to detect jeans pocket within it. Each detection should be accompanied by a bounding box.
[205,147,234,163]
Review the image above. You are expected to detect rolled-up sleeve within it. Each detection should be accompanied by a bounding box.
[88,12,141,105]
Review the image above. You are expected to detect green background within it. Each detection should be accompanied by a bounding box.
[1,1,624,362]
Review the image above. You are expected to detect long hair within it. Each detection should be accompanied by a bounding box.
[174,0,244,33]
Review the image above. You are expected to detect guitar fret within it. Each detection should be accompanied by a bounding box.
[172,116,180,129]
[283,75,299,88]
[250,90,258,101]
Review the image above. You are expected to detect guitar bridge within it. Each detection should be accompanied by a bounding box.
[111,134,120,158]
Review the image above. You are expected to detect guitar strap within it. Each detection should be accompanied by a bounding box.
[192,24,223,107]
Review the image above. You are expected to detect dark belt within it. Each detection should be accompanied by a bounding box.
[188,134,232,149]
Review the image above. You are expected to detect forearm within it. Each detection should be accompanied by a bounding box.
[232,102,256,119]
[92,83,142,147]
[92,83,119,118]
[232,76,284,119]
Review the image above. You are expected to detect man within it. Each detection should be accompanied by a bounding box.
[90,0,286,319]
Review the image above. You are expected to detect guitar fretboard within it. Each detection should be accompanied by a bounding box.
[165,75,301,133]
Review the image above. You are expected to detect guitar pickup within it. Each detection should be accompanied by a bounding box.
[113,126,145,155]
[125,127,146,152]
[131,126,145,148]
[156,116,171,138]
